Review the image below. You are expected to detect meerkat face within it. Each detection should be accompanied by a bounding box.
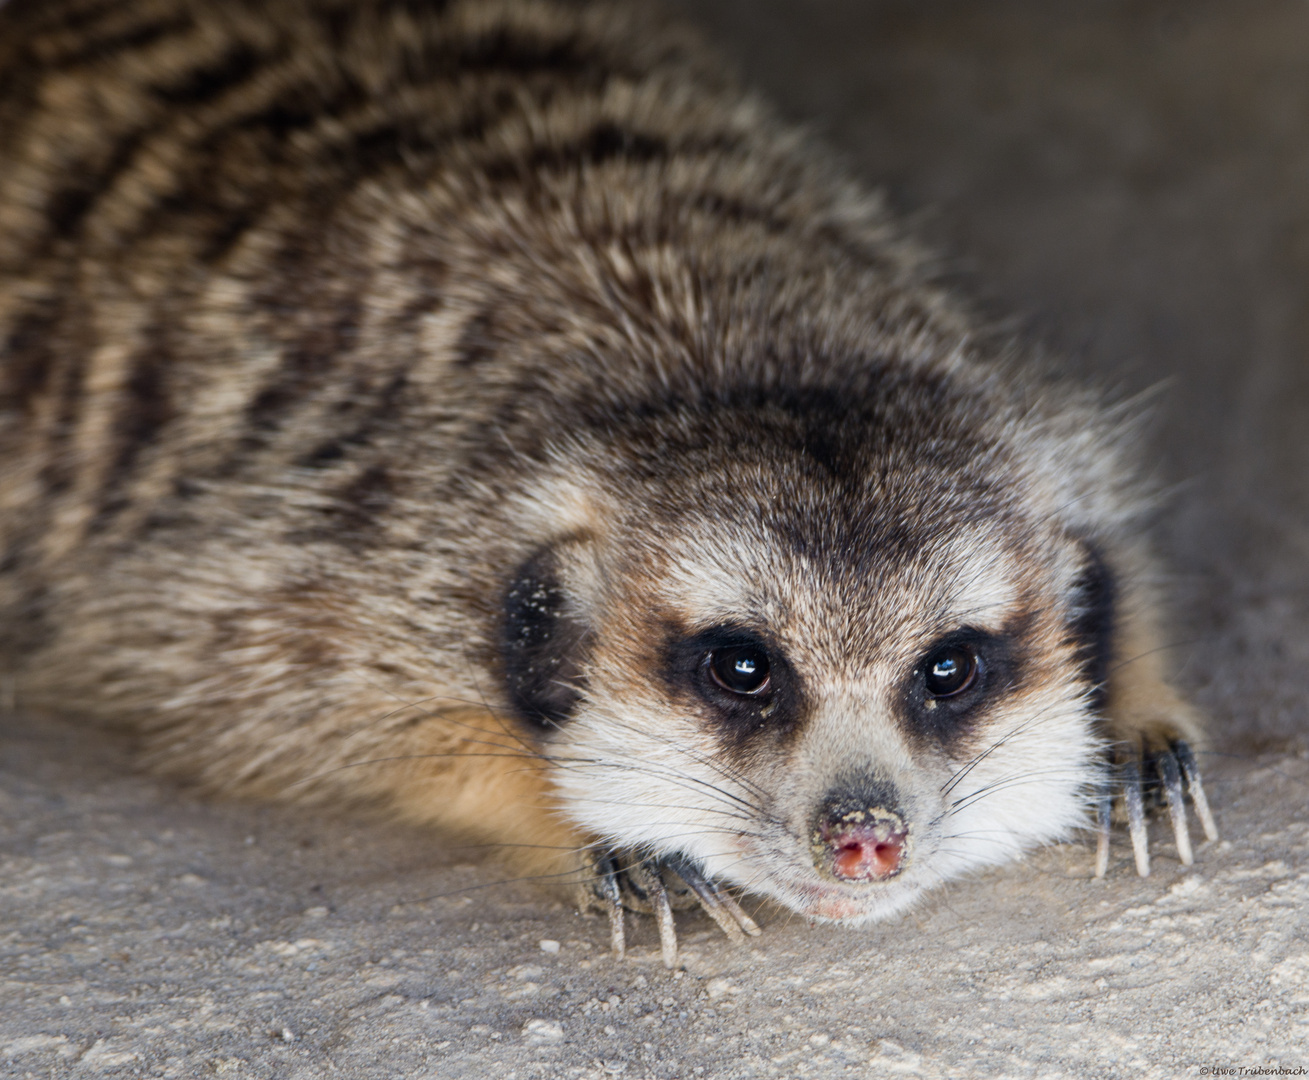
[502,378,1112,924]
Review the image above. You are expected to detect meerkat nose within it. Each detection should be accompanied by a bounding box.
[827,823,906,880]
[811,790,909,882]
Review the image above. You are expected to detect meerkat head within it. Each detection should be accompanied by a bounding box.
[499,363,1122,924]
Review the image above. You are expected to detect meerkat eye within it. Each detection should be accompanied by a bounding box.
[708,644,772,695]
[922,644,978,698]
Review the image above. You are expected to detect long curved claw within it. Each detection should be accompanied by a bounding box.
[1121,758,1150,877]
[598,854,626,959]
[714,884,762,938]
[1155,750,1193,865]
[1174,740,1219,842]
[641,858,679,970]
[668,858,759,945]
[1094,787,1113,878]
[1097,739,1219,878]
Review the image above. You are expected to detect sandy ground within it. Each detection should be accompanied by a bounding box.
[3,1,1309,1077]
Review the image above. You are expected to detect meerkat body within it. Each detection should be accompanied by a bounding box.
[0,0,1213,947]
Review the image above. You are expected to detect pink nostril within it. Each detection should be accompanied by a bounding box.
[818,817,908,881]
[831,834,904,880]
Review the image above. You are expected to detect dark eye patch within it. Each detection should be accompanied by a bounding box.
[664,624,802,748]
[900,627,1017,744]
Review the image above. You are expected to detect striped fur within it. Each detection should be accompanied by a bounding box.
[0,0,1202,918]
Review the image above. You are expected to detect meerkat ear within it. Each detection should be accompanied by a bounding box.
[501,539,597,731]
[1065,541,1117,713]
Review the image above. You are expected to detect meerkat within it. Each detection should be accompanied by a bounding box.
[0,0,1217,965]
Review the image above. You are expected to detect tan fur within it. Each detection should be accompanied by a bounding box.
[0,0,1204,921]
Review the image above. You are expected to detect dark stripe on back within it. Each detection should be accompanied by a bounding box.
[454,311,499,369]
[199,208,261,265]
[321,0,453,47]
[149,41,264,106]
[38,307,95,497]
[331,463,394,533]
[433,27,598,78]
[1,0,121,37]
[287,463,398,549]
[1,303,62,413]
[183,19,610,157]
[299,370,411,468]
[68,11,195,64]
[14,3,197,69]
[88,326,177,531]
[688,192,792,234]
[375,0,454,17]
[326,102,503,172]
[246,295,364,431]
[43,129,149,241]
[481,122,672,183]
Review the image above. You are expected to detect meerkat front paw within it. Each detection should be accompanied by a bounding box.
[582,850,760,966]
[1096,738,1219,878]
[1097,611,1219,877]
